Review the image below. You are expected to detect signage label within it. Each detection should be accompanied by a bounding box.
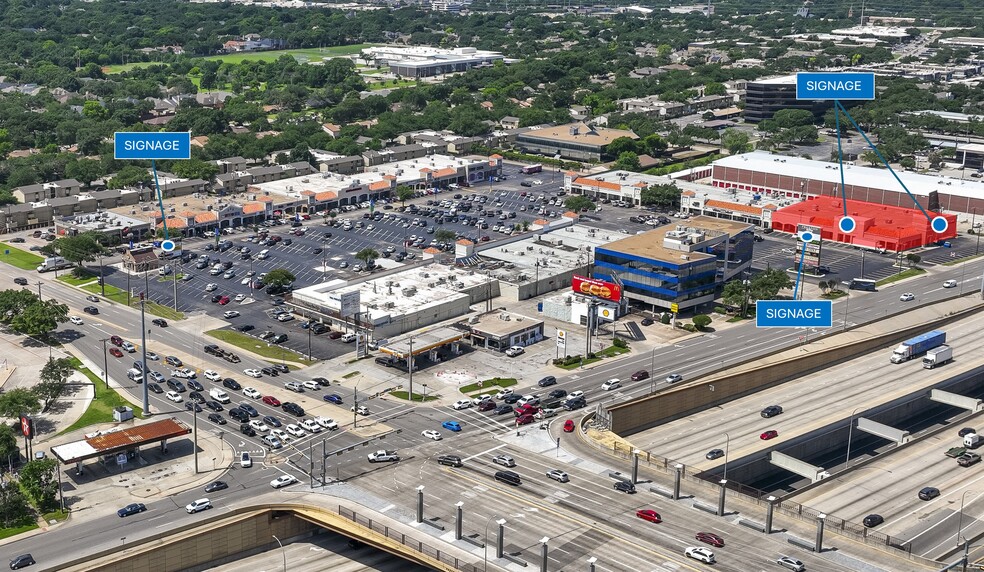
[796,72,875,101]
[756,300,833,328]
[114,132,191,160]
[572,275,622,302]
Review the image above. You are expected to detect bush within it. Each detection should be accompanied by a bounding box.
[713,306,728,314]
[586,352,596,359]
[682,323,697,332]
[612,338,628,348]
[692,314,712,330]
[660,314,671,324]
[552,354,584,366]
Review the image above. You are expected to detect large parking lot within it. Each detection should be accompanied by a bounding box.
[88,164,668,360]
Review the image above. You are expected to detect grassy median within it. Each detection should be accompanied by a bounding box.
[0,242,43,271]
[60,358,143,436]
[206,329,315,366]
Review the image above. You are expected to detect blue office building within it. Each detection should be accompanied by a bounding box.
[593,216,754,313]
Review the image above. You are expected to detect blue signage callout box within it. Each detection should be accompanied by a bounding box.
[756,300,833,328]
[795,72,875,101]
[114,132,191,160]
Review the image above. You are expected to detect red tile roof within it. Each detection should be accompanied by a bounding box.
[242,203,266,215]
[315,191,337,201]
[195,212,218,224]
[433,168,458,178]
[456,239,474,245]
[573,177,621,191]
[369,180,391,191]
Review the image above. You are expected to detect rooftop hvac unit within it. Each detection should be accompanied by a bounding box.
[469,316,480,324]
[130,210,136,215]
[428,283,436,288]
[384,302,395,309]
[456,282,464,288]
[248,194,257,200]
[302,178,310,183]
[183,203,188,206]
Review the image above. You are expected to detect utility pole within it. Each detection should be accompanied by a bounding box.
[139,294,150,415]
[408,336,414,401]
[100,338,110,388]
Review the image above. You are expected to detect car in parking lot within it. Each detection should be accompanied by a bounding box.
[223,378,242,391]
[300,419,322,433]
[441,421,462,432]
[264,415,282,428]
[285,424,306,437]
[283,402,305,417]
[261,395,281,406]
[243,387,261,399]
[636,509,661,523]
[422,430,442,440]
[761,405,784,418]
[505,346,525,357]
[494,404,513,415]
[760,430,779,440]
[684,546,714,564]
[187,380,204,392]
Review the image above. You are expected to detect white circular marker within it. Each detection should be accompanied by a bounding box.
[160,240,176,252]
[931,216,949,233]
[799,231,816,243]
[838,216,856,233]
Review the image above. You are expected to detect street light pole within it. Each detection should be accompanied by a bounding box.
[100,338,110,388]
[957,490,979,549]
[483,515,504,572]
[272,535,287,572]
[723,432,731,480]
[407,335,414,401]
[649,347,656,393]
[845,407,864,464]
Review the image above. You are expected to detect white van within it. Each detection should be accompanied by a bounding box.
[257,249,270,260]
[126,368,143,382]
[209,388,230,403]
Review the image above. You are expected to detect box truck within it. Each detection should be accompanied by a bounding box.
[923,345,953,369]
[36,256,73,273]
[890,331,946,364]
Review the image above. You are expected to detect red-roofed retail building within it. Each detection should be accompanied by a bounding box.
[771,196,956,251]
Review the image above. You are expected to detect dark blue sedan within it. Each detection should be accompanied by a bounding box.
[324,394,343,405]
[117,503,146,518]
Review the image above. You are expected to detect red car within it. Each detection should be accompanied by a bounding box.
[636,509,661,523]
[563,419,575,433]
[218,296,231,305]
[695,532,724,547]
[262,395,281,407]
[478,400,496,412]
[630,370,649,381]
[110,335,124,346]
[516,413,535,425]
[760,430,779,440]
[109,347,123,358]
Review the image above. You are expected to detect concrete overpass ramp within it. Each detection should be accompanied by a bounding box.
[769,451,828,483]
[930,388,984,413]
[857,417,911,445]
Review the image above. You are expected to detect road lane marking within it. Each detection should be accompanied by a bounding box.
[464,443,507,461]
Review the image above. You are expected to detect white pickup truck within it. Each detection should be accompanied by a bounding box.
[367,450,400,463]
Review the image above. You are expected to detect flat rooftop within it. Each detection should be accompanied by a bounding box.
[479,224,635,284]
[292,264,488,324]
[365,154,491,184]
[518,122,638,146]
[380,326,466,358]
[714,151,984,200]
[251,171,388,200]
[471,312,543,336]
[598,216,752,262]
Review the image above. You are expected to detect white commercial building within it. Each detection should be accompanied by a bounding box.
[362,46,506,78]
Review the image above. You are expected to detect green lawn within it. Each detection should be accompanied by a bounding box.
[0,523,39,540]
[80,283,184,320]
[596,345,630,358]
[0,243,43,271]
[459,377,516,395]
[60,358,143,436]
[206,329,315,365]
[57,273,97,286]
[368,79,416,91]
[390,390,439,402]
[103,45,375,74]
[556,357,601,370]
[877,267,927,286]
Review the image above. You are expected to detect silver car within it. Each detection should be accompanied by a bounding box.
[777,556,806,571]
[546,469,569,483]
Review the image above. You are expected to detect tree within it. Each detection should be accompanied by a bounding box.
[355,247,380,269]
[65,159,104,187]
[263,269,296,288]
[51,233,106,267]
[613,151,641,171]
[641,183,681,209]
[0,477,33,527]
[721,129,751,155]
[395,185,415,206]
[0,290,42,322]
[36,358,74,412]
[0,424,17,466]
[692,314,712,330]
[170,158,219,181]
[899,157,916,170]
[862,150,881,167]
[906,253,921,267]
[749,268,793,301]
[19,458,59,511]
[108,165,152,189]
[435,229,457,243]
[563,196,596,212]
[10,299,69,339]
[0,388,41,418]
[606,137,639,156]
